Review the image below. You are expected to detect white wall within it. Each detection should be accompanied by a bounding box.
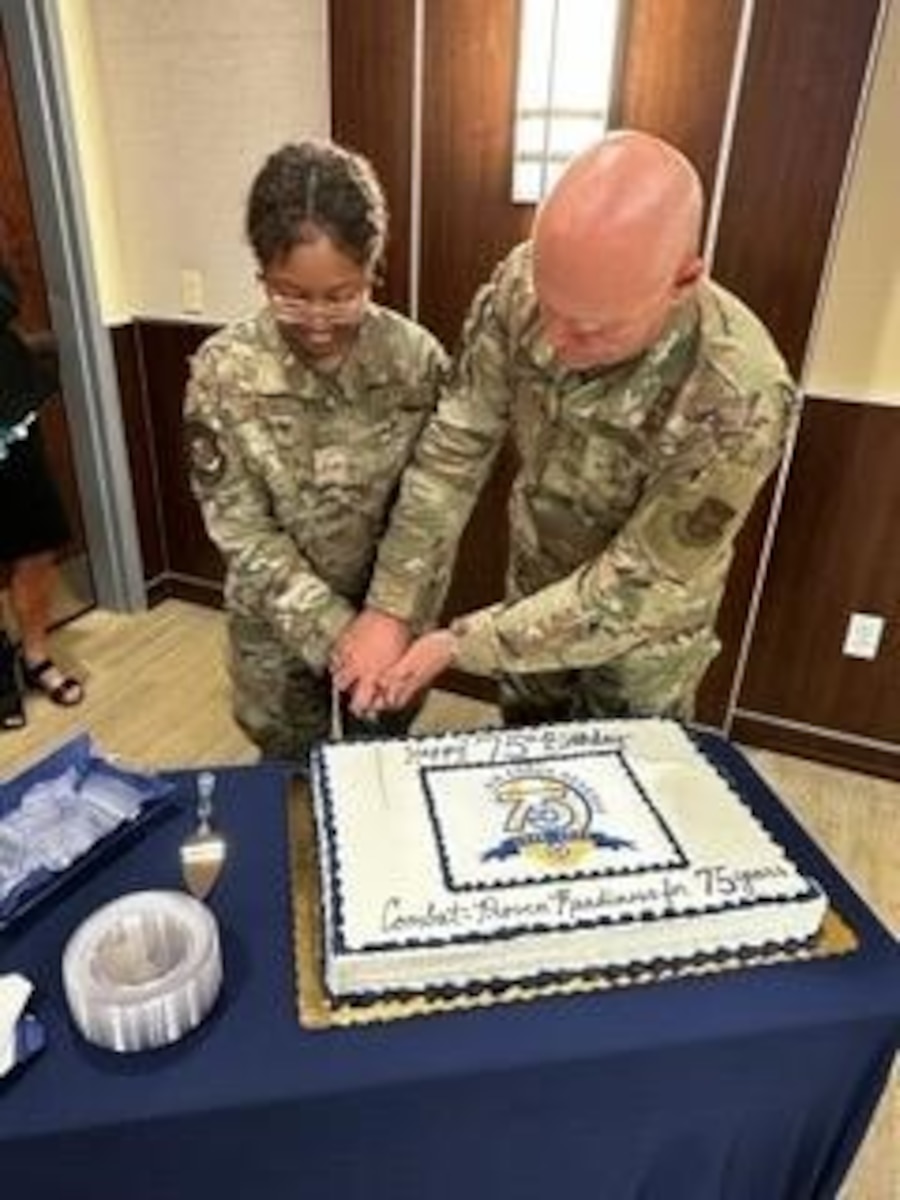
[61,0,330,324]
[57,0,129,321]
[805,0,900,405]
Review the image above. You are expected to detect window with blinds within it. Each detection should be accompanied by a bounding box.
[512,0,625,203]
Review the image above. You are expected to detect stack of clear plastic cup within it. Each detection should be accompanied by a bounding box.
[62,890,222,1052]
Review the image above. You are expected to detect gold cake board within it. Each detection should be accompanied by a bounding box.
[287,777,857,1031]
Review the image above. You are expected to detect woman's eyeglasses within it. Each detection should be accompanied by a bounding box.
[264,284,370,327]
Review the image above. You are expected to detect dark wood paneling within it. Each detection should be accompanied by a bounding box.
[418,0,532,621]
[696,0,881,726]
[147,576,223,610]
[0,27,47,329]
[439,440,517,625]
[165,576,225,608]
[695,480,774,726]
[713,0,881,376]
[135,321,224,586]
[38,398,86,552]
[419,0,533,350]
[736,398,900,743]
[111,324,165,582]
[329,0,415,314]
[618,0,743,203]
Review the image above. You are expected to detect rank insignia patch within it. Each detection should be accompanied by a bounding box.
[674,496,736,547]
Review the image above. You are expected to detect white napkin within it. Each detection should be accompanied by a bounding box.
[0,972,34,1077]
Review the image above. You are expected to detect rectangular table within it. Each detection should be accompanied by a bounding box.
[1,731,898,1199]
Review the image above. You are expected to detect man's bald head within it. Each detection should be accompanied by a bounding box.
[532,131,705,368]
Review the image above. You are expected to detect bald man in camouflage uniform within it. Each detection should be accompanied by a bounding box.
[185,141,447,761]
[336,132,795,723]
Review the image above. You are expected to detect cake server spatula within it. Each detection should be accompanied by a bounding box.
[180,771,227,900]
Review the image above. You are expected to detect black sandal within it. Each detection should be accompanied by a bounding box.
[0,633,26,729]
[0,690,26,730]
[23,658,84,707]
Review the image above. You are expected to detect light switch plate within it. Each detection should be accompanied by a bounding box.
[842,613,885,660]
[180,268,204,315]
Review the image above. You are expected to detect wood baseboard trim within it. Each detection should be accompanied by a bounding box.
[732,713,900,781]
[146,574,224,609]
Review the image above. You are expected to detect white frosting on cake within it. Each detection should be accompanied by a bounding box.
[310,719,827,999]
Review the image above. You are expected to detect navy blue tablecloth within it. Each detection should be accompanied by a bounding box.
[1,731,898,1199]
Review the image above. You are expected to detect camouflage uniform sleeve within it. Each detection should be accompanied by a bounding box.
[451,381,797,676]
[184,342,355,673]
[366,265,516,628]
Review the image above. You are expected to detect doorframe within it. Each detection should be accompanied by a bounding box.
[2,0,145,612]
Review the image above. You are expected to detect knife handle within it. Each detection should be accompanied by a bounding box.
[330,679,344,742]
[197,771,216,829]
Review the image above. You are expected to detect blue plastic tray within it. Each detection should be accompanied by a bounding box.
[0,734,176,930]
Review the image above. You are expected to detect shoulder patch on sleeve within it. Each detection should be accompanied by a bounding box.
[184,419,227,487]
[637,486,747,581]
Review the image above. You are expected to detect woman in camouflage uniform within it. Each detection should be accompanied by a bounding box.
[184,141,447,762]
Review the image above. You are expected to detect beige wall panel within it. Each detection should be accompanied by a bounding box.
[806,1,900,404]
[74,0,329,322]
[57,0,128,320]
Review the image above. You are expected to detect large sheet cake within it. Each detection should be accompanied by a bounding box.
[310,719,827,1000]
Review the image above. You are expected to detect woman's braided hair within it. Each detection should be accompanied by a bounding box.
[246,140,388,274]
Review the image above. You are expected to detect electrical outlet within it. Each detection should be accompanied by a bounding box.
[180,268,205,315]
[842,612,885,660]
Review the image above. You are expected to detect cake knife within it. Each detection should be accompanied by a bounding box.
[331,678,389,806]
[331,678,344,742]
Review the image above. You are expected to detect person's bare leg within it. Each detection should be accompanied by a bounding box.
[10,553,83,704]
[10,552,55,664]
